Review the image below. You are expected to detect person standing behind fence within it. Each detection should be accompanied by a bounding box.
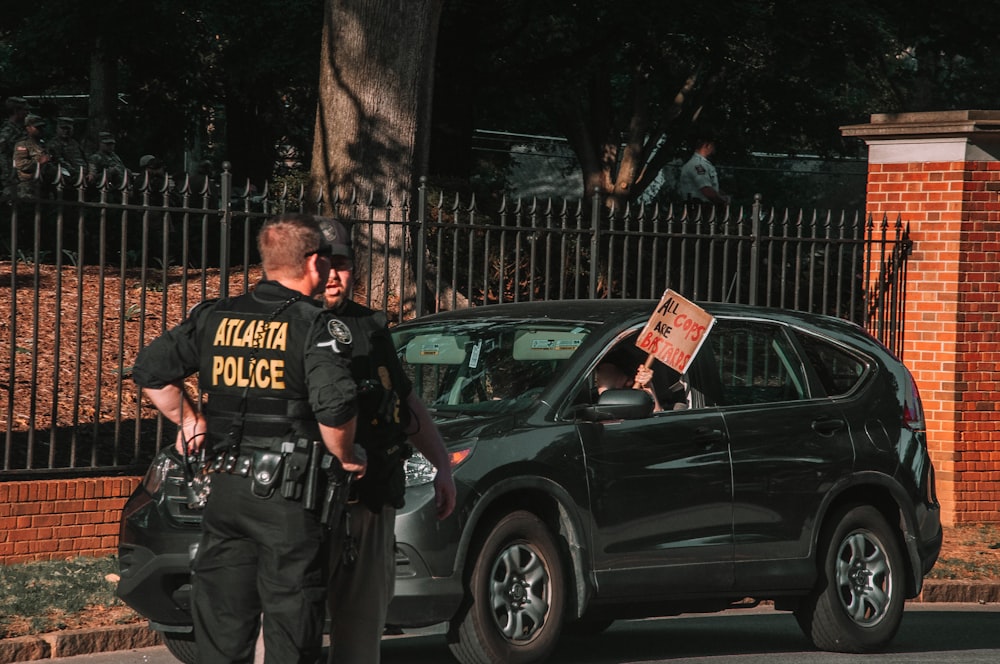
[132,213,366,663]
[87,131,127,186]
[12,115,56,200]
[317,217,456,664]
[678,132,730,207]
[0,96,29,203]
[49,117,88,180]
[136,154,179,262]
[136,154,177,202]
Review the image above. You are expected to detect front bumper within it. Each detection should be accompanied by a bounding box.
[387,541,464,626]
[386,481,467,626]
[116,480,202,628]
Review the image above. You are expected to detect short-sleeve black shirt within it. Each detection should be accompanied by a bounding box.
[133,280,357,436]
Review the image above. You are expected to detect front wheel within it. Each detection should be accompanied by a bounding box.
[448,510,566,664]
[795,505,906,653]
[160,631,198,664]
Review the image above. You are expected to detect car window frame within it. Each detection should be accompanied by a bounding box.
[788,327,876,400]
[706,317,815,407]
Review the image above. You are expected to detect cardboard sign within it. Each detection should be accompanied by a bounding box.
[635,290,716,374]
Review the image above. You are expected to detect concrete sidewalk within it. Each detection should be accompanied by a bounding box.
[1,579,997,662]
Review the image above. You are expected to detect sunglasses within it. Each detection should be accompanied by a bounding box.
[330,256,354,271]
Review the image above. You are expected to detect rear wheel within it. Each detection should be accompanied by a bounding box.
[795,505,906,653]
[160,631,198,664]
[448,510,566,664]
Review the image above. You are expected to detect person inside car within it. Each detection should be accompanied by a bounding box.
[595,351,662,411]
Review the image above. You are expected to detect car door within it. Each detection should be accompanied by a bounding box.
[577,345,734,598]
[708,318,856,592]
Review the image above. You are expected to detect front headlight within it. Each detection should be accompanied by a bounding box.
[404,445,474,487]
[142,450,184,496]
[404,453,438,487]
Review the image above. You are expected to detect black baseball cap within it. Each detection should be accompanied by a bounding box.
[316,217,353,258]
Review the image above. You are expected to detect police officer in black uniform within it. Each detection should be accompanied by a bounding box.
[133,213,366,664]
[317,218,456,663]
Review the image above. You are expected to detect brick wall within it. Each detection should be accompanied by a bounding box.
[868,160,1000,524]
[843,110,1000,525]
[0,477,142,565]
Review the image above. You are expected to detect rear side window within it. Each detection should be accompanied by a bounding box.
[795,332,868,397]
[710,321,808,406]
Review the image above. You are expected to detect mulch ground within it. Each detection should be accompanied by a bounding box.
[1,261,262,440]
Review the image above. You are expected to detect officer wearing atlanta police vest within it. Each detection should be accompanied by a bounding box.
[317,218,456,664]
[133,213,366,664]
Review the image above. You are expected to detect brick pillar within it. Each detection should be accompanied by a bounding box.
[842,111,1000,525]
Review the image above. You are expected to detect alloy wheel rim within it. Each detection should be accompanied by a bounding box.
[834,530,893,626]
[489,542,551,641]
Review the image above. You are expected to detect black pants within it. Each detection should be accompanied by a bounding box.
[191,472,326,664]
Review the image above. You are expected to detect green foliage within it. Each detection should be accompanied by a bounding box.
[439,0,1000,201]
[5,0,1000,201]
[15,249,52,265]
[269,169,311,212]
[123,303,143,321]
[0,556,137,639]
[2,0,323,182]
[62,249,80,267]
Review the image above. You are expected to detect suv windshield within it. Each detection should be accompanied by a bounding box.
[394,319,593,414]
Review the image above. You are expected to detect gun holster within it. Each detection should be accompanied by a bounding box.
[279,438,313,501]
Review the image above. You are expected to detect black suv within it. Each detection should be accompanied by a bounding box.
[118,300,941,664]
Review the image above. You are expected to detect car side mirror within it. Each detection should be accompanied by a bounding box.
[577,388,654,421]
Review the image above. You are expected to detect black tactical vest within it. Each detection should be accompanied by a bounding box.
[197,288,319,453]
[335,299,413,509]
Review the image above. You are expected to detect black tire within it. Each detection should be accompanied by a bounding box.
[795,505,906,653]
[161,631,198,664]
[448,510,566,664]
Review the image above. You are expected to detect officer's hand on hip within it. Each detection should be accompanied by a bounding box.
[175,416,208,456]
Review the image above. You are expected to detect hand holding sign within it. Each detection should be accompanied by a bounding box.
[635,289,716,374]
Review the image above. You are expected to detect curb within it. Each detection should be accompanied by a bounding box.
[0,623,161,662]
[916,579,1000,604]
[1,582,997,661]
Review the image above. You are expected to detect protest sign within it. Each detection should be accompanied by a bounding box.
[635,289,716,374]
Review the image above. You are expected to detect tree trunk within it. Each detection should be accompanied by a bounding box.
[88,37,117,147]
[311,0,442,317]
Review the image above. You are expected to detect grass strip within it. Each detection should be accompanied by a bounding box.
[0,556,139,639]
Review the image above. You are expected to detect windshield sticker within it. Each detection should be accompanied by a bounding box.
[529,338,582,351]
[469,340,482,369]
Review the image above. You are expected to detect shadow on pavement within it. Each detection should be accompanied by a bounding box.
[379,607,1000,664]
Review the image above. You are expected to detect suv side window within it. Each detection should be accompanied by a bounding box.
[710,320,808,406]
[569,332,691,412]
[795,332,868,397]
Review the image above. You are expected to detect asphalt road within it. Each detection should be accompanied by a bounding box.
[53,603,1000,664]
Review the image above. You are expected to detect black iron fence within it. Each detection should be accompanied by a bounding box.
[1,167,910,476]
